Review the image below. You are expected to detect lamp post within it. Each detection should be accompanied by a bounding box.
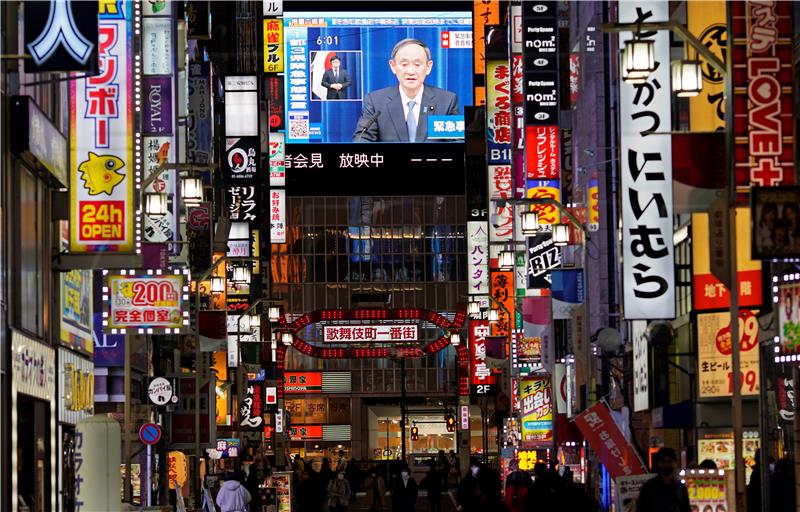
[602,19,747,509]
[494,197,591,407]
[192,256,256,505]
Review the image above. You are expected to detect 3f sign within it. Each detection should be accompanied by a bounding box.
[27,0,94,66]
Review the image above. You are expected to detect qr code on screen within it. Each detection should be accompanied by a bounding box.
[289,118,309,139]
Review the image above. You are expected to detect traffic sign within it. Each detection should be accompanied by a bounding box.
[139,423,162,445]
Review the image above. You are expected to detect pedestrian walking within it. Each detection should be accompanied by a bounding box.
[636,447,690,512]
[421,461,443,512]
[215,471,252,512]
[327,472,352,512]
[504,459,531,512]
[391,465,418,512]
[456,458,482,512]
[364,468,386,512]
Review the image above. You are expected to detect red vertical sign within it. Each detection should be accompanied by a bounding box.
[574,403,646,479]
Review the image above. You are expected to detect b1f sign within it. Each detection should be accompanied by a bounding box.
[70,1,134,253]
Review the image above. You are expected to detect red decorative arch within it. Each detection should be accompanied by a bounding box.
[273,307,469,398]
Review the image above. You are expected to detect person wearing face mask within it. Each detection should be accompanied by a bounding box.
[392,465,418,512]
[636,447,691,512]
[327,472,352,512]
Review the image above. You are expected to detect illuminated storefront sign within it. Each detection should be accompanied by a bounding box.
[687,1,726,132]
[467,221,489,295]
[269,132,286,187]
[24,0,98,72]
[574,402,646,479]
[776,277,800,363]
[526,126,559,179]
[322,324,418,343]
[60,269,94,355]
[489,165,513,264]
[263,18,284,73]
[697,310,760,398]
[522,1,558,125]
[490,271,514,339]
[70,1,134,253]
[239,381,265,430]
[520,377,553,443]
[284,372,323,394]
[58,348,94,424]
[691,208,761,311]
[618,1,674,320]
[270,189,286,242]
[487,60,512,165]
[470,320,497,396]
[104,272,190,333]
[143,17,172,75]
[288,425,323,441]
[732,1,794,187]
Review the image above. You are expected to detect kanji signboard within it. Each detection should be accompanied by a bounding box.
[105,272,189,333]
[470,320,498,396]
[69,1,134,252]
[322,325,418,343]
[520,377,553,443]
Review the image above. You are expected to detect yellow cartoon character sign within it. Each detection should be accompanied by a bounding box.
[78,152,125,195]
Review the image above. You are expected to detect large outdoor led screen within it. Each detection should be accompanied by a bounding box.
[283,11,473,143]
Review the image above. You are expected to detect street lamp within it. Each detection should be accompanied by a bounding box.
[467,301,481,318]
[521,211,540,235]
[450,333,461,347]
[231,265,251,284]
[281,331,294,346]
[671,59,703,97]
[498,248,515,270]
[181,176,203,204]
[623,37,655,79]
[210,276,225,294]
[551,223,571,246]
[144,192,168,216]
[487,308,499,322]
[268,306,281,323]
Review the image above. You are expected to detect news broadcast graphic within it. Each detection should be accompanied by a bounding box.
[283,11,472,143]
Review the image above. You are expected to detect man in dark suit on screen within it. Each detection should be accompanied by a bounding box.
[321,55,351,100]
[353,38,459,142]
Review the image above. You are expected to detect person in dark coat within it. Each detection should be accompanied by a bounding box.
[504,459,531,512]
[391,465,418,512]
[457,458,482,512]
[636,447,690,512]
[421,462,443,512]
[770,458,796,512]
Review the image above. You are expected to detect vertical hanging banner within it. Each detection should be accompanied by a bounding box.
[574,402,646,479]
[488,164,513,264]
[270,189,286,243]
[472,0,501,105]
[618,1,674,320]
[522,1,559,125]
[269,132,286,187]
[467,221,489,295]
[224,76,261,224]
[188,62,212,164]
[470,320,498,396]
[142,4,177,245]
[732,1,794,188]
[263,18,284,73]
[490,271,514,338]
[239,381,265,430]
[687,1,726,132]
[70,0,134,253]
[486,57,512,165]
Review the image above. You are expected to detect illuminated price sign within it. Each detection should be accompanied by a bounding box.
[104,271,190,333]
